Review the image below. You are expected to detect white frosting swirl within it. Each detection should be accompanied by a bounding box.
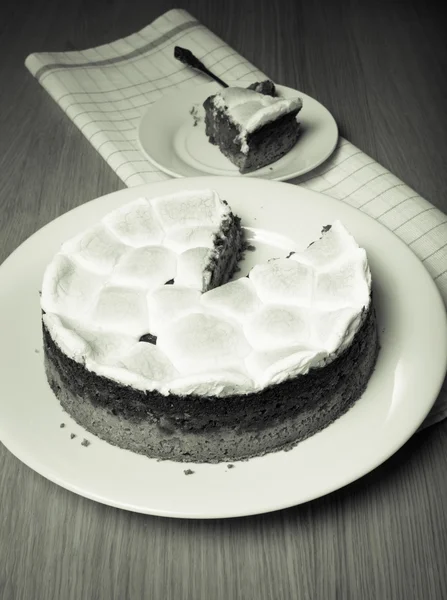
[41,189,371,398]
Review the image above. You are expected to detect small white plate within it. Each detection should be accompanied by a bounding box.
[0,177,446,519]
[138,82,338,181]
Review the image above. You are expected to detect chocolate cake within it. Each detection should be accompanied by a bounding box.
[41,189,379,463]
[203,81,302,173]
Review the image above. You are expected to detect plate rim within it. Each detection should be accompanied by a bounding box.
[137,82,339,181]
[0,176,446,519]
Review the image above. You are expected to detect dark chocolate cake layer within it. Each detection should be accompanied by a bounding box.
[246,80,276,96]
[204,106,301,174]
[204,211,244,290]
[43,301,379,463]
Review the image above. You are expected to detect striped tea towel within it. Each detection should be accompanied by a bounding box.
[25,8,447,429]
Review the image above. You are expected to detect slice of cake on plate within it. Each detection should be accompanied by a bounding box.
[40,189,379,463]
[203,80,302,173]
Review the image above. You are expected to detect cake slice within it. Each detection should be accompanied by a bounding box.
[203,80,302,173]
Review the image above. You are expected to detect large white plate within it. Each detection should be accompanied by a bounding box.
[138,82,338,181]
[0,178,446,519]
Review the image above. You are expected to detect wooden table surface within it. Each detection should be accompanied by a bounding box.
[1,1,447,598]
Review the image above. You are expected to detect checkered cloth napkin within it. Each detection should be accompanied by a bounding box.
[25,8,447,429]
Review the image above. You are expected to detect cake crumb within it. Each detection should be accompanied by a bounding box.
[139,333,157,345]
[183,469,195,476]
[34,349,40,354]
[60,423,65,428]
[227,464,235,469]
[70,433,76,439]
[189,104,202,126]
[81,439,91,447]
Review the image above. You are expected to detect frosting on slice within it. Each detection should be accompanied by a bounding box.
[213,87,303,133]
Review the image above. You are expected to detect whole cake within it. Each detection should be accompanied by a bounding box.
[203,80,303,173]
[41,189,379,463]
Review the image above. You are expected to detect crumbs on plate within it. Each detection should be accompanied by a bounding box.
[189,104,202,126]
[81,439,91,447]
[183,469,195,476]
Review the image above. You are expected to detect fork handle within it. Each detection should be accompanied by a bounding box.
[174,46,229,88]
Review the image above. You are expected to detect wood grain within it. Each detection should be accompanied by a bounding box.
[1,1,447,599]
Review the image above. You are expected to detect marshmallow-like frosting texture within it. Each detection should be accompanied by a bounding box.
[213,87,303,134]
[41,189,371,397]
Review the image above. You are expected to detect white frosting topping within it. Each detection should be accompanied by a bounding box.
[213,87,303,135]
[41,190,371,398]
